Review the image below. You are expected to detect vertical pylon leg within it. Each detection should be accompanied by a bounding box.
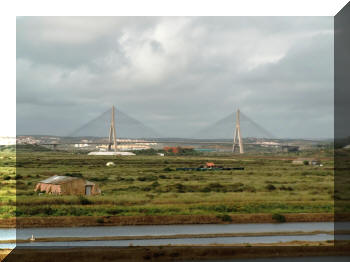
[232,109,244,154]
[232,127,237,153]
[112,105,117,153]
[108,125,113,151]
[108,105,118,152]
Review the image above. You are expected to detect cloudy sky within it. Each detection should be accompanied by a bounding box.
[17,16,333,139]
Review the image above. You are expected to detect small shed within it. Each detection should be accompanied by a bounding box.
[35,175,101,195]
[206,162,215,168]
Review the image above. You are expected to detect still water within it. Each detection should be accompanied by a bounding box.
[11,221,342,239]
[13,233,337,247]
[1,222,348,249]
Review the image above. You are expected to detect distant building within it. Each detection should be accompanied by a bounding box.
[206,162,215,168]
[163,146,194,154]
[282,145,300,152]
[292,158,321,165]
[74,143,89,148]
[164,147,180,154]
[258,141,280,147]
[0,137,16,145]
[35,175,101,195]
[88,151,135,156]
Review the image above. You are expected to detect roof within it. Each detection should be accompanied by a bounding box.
[39,175,95,186]
[39,175,79,185]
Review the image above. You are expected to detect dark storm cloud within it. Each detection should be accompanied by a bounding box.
[16,16,333,138]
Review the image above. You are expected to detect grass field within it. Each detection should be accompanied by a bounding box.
[0,148,16,219]
[0,146,336,222]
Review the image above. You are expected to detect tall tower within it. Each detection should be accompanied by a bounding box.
[232,109,244,154]
[108,105,117,152]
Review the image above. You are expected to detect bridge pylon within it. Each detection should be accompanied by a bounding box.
[108,105,117,152]
[232,109,244,154]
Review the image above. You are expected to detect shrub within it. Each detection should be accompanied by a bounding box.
[96,218,104,224]
[78,196,92,205]
[272,213,286,223]
[142,186,152,191]
[266,184,276,191]
[279,185,293,191]
[137,175,157,182]
[217,214,232,222]
[107,208,124,215]
[175,183,185,193]
[303,160,309,165]
[244,185,256,193]
[90,177,108,182]
[43,207,55,216]
[200,187,211,193]
[65,173,83,178]
[151,181,160,188]
[3,175,11,180]
[163,167,173,172]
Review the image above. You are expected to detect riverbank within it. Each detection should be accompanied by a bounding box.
[1,241,350,262]
[1,213,334,228]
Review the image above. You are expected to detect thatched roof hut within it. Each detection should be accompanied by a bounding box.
[35,175,101,195]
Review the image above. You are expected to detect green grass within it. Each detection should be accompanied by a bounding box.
[0,151,16,218]
[0,148,336,218]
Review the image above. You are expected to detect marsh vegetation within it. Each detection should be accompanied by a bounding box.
[0,146,336,221]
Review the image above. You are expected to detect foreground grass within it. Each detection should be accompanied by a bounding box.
[0,149,335,219]
[0,151,16,219]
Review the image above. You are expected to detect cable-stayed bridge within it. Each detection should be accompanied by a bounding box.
[67,106,274,140]
[68,107,161,139]
[192,111,274,140]
[37,106,277,152]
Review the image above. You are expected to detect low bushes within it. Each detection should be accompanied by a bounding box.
[266,184,276,191]
[78,196,92,205]
[217,214,232,222]
[272,213,286,223]
[137,175,158,182]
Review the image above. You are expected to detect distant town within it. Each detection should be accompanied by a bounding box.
[2,135,333,154]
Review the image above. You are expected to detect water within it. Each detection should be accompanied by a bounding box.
[13,233,339,247]
[0,229,15,241]
[1,222,348,249]
[10,221,343,240]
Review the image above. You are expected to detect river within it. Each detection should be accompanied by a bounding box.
[1,222,349,249]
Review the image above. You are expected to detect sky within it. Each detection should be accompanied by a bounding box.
[16,16,334,139]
